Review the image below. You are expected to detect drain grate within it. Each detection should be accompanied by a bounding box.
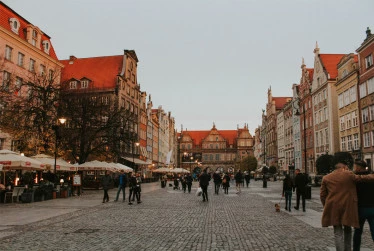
[74,228,100,233]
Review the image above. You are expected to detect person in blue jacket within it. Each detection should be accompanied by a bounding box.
[114,170,127,202]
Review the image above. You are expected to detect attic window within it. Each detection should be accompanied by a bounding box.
[70,81,77,89]
[81,80,89,88]
[9,18,20,34]
[42,41,50,54]
[31,30,37,46]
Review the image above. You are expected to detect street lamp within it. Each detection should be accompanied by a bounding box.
[190,156,193,173]
[53,118,66,174]
[133,142,139,172]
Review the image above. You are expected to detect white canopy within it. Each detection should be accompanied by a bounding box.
[78,160,133,173]
[153,167,172,173]
[170,168,190,174]
[0,150,45,171]
[114,163,133,173]
[31,154,77,172]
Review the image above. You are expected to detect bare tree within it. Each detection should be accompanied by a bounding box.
[59,91,137,164]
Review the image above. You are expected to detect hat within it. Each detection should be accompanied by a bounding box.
[332,152,354,169]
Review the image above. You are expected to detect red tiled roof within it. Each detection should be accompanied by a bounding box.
[273,97,292,110]
[60,55,123,88]
[319,54,345,79]
[0,2,58,60]
[354,54,358,62]
[182,129,238,146]
[306,68,314,82]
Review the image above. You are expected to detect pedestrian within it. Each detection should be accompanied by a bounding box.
[128,173,136,205]
[244,171,250,188]
[199,169,210,202]
[133,173,142,204]
[235,170,243,194]
[320,152,374,251]
[213,171,221,195]
[353,159,374,251]
[181,175,187,193]
[294,168,308,212]
[222,172,230,194]
[101,170,112,203]
[282,174,294,212]
[114,170,127,202]
[186,173,193,193]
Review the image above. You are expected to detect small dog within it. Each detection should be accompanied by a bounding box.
[275,203,280,212]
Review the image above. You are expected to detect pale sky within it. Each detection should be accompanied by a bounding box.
[3,0,373,133]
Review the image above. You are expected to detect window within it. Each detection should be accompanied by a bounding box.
[353,134,359,150]
[2,71,11,91]
[343,90,350,106]
[48,69,54,81]
[347,135,352,151]
[325,128,329,145]
[0,138,5,150]
[102,96,109,105]
[342,69,348,78]
[324,107,328,121]
[15,77,22,96]
[5,46,12,61]
[368,77,374,95]
[42,40,50,54]
[69,81,77,89]
[323,89,327,100]
[360,83,367,98]
[32,30,37,46]
[346,113,351,129]
[362,107,369,123]
[340,116,346,131]
[338,94,344,109]
[9,18,20,34]
[29,59,35,72]
[350,86,357,102]
[81,80,89,88]
[316,131,319,147]
[39,64,46,76]
[215,154,220,161]
[364,132,371,147]
[17,53,24,67]
[370,105,374,121]
[315,112,319,124]
[365,54,373,69]
[352,111,358,127]
[341,137,346,151]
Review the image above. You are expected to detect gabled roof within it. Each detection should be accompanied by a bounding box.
[0,2,58,60]
[319,54,345,79]
[273,97,292,110]
[182,129,238,146]
[60,55,123,89]
[306,68,314,82]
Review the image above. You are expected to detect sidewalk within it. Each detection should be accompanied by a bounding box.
[0,180,373,251]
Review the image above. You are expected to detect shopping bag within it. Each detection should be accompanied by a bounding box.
[196,187,202,196]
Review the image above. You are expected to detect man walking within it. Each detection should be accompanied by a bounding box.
[186,173,193,193]
[244,171,250,188]
[235,170,243,194]
[199,169,210,202]
[114,170,127,202]
[353,160,374,251]
[294,168,308,212]
[101,171,112,203]
[213,171,221,195]
[128,173,136,205]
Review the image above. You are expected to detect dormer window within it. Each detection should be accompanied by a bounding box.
[9,18,20,34]
[31,30,37,46]
[81,80,89,88]
[42,41,50,54]
[70,81,77,89]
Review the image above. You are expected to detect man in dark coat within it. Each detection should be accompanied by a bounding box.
[185,173,193,193]
[353,160,374,251]
[235,170,243,194]
[101,171,112,203]
[244,171,250,188]
[199,169,210,202]
[294,168,307,212]
[213,171,221,195]
[128,173,137,205]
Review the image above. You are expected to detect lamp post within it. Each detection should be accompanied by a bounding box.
[190,156,193,174]
[133,142,139,173]
[53,118,66,175]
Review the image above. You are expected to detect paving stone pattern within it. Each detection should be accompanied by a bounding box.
[0,180,373,251]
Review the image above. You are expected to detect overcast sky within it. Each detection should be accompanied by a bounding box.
[3,0,373,133]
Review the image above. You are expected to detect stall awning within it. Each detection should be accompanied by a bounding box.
[122,157,152,165]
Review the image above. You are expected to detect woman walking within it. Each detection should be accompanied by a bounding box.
[282,174,294,212]
[223,172,230,194]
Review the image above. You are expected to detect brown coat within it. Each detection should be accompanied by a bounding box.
[320,169,374,228]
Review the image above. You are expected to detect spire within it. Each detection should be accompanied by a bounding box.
[301,57,306,69]
[314,41,320,55]
[366,27,372,39]
[212,122,216,130]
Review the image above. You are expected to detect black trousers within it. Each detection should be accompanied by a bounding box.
[129,188,134,202]
[214,182,220,194]
[103,189,109,202]
[295,190,306,210]
[201,185,208,201]
[187,183,192,193]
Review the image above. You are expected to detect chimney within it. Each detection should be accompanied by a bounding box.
[69,55,77,64]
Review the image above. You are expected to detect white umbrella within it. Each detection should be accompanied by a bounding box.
[78,160,117,172]
[114,163,133,173]
[31,154,77,172]
[153,167,172,173]
[170,168,190,174]
[0,149,45,171]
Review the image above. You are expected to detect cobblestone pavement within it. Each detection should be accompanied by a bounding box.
[0,180,373,251]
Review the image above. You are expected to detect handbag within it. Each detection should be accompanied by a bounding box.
[196,187,202,196]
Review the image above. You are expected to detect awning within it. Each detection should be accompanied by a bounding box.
[122,157,152,165]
